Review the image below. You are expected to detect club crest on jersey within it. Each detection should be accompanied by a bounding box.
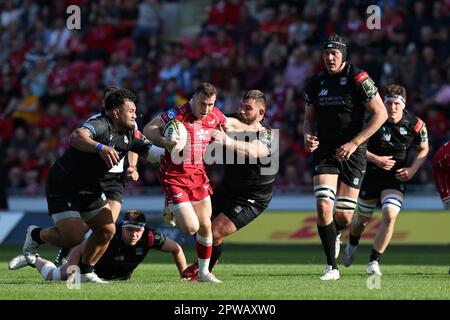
[382,133,391,141]
[399,127,407,135]
[124,135,129,144]
[109,134,113,141]
[196,128,209,141]
[136,248,143,256]
[340,77,347,85]
[167,108,177,120]
[353,178,359,186]
[318,88,328,97]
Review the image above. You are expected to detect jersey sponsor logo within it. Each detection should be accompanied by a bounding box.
[208,118,215,126]
[340,77,347,85]
[354,71,369,84]
[113,255,125,261]
[318,88,328,97]
[167,108,177,120]
[247,199,255,204]
[399,127,407,135]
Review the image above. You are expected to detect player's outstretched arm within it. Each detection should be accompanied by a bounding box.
[160,238,187,276]
[212,126,270,159]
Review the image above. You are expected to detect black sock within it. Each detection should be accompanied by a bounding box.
[333,216,347,233]
[209,243,223,272]
[31,228,44,245]
[78,262,94,274]
[317,223,337,269]
[349,233,361,246]
[369,249,383,262]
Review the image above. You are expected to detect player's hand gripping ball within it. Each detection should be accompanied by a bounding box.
[163,119,188,153]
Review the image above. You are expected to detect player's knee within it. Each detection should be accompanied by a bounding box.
[212,228,225,244]
[314,185,336,211]
[62,233,84,247]
[182,220,200,235]
[95,223,116,242]
[355,199,376,221]
[335,211,353,226]
[316,199,334,215]
[357,215,371,227]
[381,194,403,218]
[382,210,398,226]
[336,197,357,215]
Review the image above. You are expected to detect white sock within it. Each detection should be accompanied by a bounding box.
[196,234,212,276]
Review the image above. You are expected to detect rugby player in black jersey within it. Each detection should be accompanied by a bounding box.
[181,90,277,280]
[21,88,170,283]
[10,210,187,282]
[53,87,164,267]
[342,84,429,276]
[303,34,387,280]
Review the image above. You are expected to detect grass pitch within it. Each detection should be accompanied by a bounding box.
[0,244,448,300]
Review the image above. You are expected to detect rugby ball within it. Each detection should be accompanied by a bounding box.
[162,119,188,152]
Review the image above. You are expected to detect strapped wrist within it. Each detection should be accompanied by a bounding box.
[96,143,104,153]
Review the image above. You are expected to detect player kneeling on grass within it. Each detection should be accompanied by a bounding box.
[9,210,187,282]
[342,84,429,276]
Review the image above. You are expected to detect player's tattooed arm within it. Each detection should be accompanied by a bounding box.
[303,103,319,153]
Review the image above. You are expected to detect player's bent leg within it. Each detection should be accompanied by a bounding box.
[373,191,403,254]
[212,213,237,245]
[170,202,200,235]
[107,199,122,222]
[192,197,219,281]
[367,190,403,276]
[51,217,86,247]
[82,205,115,266]
[343,199,376,267]
[209,213,238,272]
[313,175,340,278]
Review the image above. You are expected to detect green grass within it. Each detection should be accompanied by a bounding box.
[0,245,449,300]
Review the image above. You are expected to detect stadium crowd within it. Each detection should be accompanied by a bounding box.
[0,0,449,197]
